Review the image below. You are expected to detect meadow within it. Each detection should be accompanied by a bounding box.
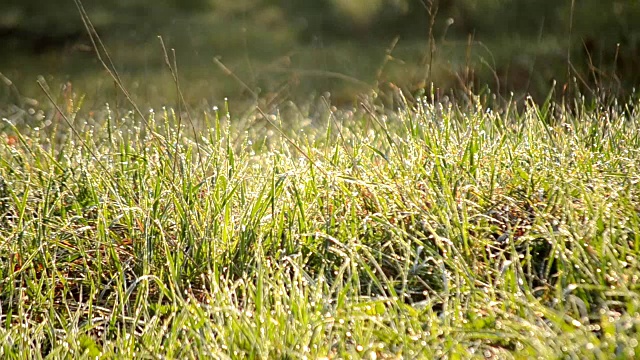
[2,75,640,358]
[2,2,640,359]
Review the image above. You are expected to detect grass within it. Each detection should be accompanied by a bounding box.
[1,79,639,358]
[0,7,593,114]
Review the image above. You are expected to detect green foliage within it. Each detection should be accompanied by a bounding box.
[0,2,637,358]
[3,0,638,42]
[0,0,212,37]
[1,0,639,126]
[1,84,640,357]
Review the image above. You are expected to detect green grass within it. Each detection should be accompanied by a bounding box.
[1,86,640,359]
[0,8,598,114]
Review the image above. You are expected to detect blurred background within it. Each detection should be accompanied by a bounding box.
[1,0,639,111]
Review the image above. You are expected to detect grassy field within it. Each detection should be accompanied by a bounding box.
[0,4,640,359]
[5,0,634,113]
[1,72,640,358]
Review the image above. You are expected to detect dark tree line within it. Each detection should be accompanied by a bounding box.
[1,0,638,84]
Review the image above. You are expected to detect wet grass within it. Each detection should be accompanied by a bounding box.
[1,84,639,358]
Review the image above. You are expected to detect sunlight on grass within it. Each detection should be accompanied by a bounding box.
[1,85,639,358]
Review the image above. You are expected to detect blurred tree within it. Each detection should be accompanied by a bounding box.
[0,0,218,53]
[3,0,636,46]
